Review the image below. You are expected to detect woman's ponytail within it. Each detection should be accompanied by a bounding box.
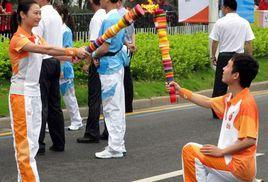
[10,11,18,37]
[56,5,76,39]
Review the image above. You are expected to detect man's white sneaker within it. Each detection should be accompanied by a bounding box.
[68,124,83,131]
[95,149,123,159]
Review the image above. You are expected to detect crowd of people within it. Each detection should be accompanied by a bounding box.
[0,0,13,35]
[255,0,268,10]
[7,0,261,181]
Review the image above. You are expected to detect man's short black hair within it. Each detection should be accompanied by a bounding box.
[92,0,100,6]
[223,0,237,11]
[110,0,119,3]
[231,54,259,88]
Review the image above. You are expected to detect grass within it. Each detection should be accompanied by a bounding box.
[0,80,9,117]
[1,57,268,117]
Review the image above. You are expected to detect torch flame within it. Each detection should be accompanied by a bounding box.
[141,0,159,14]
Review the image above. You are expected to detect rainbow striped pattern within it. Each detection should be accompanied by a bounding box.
[86,4,145,53]
[153,9,176,103]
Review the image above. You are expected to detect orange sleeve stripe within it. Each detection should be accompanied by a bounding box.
[211,101,225,113]
[40,37,47,45]
[9,35,30,74]
[237,115,258,139]
[14,37,31,52]
[209,96,225,118]
[12,63,19,74]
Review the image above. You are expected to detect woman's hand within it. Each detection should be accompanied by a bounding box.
[76,47,90,59]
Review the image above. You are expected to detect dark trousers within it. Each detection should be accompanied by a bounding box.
[124,65,134,113]
[39,58,65,150]
[212,52,235,118]
[84,64,102,139]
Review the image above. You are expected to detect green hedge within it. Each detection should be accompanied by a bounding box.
[1,26,268,81]
[0,38,11,79]
[131,32,209,80]
[252,26,268,58]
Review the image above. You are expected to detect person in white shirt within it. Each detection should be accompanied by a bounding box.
[209,0,255,119]
[33,0,65,154]
[76,0,107,143]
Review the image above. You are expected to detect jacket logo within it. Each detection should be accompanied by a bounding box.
[228,113,233,121]
[226,123,231,129]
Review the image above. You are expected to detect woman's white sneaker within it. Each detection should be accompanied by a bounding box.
[68,124,83,131]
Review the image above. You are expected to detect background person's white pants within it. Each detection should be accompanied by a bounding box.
[9,94,41,182]
[100,68,126,153]
[62,87,82,127]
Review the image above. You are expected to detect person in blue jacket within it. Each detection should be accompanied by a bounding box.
[57,5,83,131]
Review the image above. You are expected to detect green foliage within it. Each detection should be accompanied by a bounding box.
[1,26,268,81]
[0,38,12,80]
[73,41,88,79]
[131,32,209,80]
[252,26,268,58]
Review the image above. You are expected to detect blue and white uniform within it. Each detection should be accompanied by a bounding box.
[97,9,127,153]
[60,24,82,129]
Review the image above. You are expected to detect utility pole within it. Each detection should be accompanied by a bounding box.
[209,0,219,69]
[209,0,219,33]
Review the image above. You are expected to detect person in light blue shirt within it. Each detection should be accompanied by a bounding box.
[57,5,83,131]
[97,11,125,75]
[92,0,130,159]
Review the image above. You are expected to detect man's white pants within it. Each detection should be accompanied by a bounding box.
[62,87,82,127]
[100,68,126,153]
[9,94,41,182]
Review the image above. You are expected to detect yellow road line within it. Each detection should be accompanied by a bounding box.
[0,132,12,137]
[1,89,268,138]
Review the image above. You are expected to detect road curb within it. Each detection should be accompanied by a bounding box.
[1,81,268,129]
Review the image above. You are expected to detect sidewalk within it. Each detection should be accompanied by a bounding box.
[1,81,268,130]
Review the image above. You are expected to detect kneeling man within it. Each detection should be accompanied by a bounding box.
[167,54,259,182]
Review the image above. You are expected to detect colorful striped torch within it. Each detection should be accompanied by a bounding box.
[86,4,145,53]
[153,9,176,103]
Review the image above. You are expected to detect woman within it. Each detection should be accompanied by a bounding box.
[9,0,87,181]
[56,5,83,131]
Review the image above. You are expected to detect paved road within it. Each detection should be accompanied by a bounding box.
[0,92,267,182]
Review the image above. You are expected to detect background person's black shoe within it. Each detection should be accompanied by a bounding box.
[49,145,64,152]
[76,137,99,143]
